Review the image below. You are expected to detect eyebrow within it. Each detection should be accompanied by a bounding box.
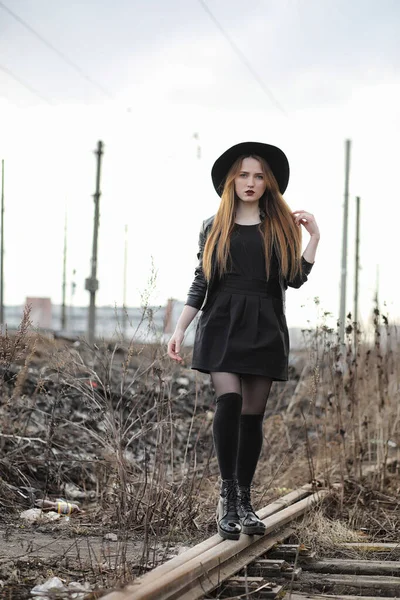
[239,170,264,175]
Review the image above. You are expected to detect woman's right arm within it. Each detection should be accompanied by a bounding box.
[175,304,200,333]
[167,220,206,362]
[184,219,208,310]
[167,305,200,363]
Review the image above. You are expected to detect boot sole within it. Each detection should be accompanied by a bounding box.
[241,522,266,536]
[217,521,241,540]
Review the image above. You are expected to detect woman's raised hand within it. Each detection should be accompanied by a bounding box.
[292,210,320,238]
[167,329,185,363]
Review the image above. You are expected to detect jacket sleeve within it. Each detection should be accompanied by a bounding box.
[286,256,314,289]
[185,220,208,309]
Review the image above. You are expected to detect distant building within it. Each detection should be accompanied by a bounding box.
[25,297,52,329]
[3,298,313,350]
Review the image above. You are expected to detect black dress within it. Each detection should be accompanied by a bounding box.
[190,223,289,381]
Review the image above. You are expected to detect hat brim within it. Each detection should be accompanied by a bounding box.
[211,141,290,196]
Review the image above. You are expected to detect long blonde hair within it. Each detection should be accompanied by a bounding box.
[202,154,302,282]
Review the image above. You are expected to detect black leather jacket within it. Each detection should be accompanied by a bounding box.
[185,214,314,313]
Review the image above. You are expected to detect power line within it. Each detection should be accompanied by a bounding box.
[197,0,287,116]
[0,63,54,104]
[0,1,113,99]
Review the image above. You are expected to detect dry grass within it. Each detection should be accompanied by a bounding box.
[1,291,399,595]
[293,503,367,553]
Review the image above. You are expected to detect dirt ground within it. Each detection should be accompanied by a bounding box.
[0,514,209,599]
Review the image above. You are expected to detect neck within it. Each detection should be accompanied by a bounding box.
[235,202,260,222]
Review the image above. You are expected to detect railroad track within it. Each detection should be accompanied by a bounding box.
[100,483,332,600]
[100,465,400,600]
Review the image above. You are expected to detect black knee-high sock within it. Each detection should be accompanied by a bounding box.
[237,414,264,487]
[212,392,242,481]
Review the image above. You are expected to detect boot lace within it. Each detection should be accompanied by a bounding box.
[239,486,254,514]
[223,480,238,513]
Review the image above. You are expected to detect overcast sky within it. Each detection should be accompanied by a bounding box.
[0,0,399,330]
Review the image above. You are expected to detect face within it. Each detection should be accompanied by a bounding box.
[234,157,267,203]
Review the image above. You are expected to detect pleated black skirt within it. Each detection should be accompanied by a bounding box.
[190,274,289,381]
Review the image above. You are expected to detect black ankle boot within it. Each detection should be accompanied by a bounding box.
[216,479,242,540]
[237,485,266,535]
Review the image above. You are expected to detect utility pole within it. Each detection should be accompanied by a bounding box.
[61,210,67,330]
[353,196,360,350]
[373,265,380,348]
[0,159,4,325]
[85,141,104,345]
[339,139,351,345]
[70,268,76,331]
[374,265,380,308]
[123,223,128,337]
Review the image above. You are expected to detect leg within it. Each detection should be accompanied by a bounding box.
[210,371,242,480]
[236,374,273,535]
[210,371,242,398]
[210,371,242,540]
[238,374,273,485]
[241,374,273,416]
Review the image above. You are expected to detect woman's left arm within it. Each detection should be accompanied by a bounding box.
[292,210,320,264]
[286,210,320,288]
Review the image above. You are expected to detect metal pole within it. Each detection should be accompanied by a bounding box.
[339,139,351,345]
[85,140,104,344]
[0,159,4,324]
[61,210,67,330]
[353,196,360,350]
[123,223,128,337]
[375,265,379,308]
[70,268,76,332]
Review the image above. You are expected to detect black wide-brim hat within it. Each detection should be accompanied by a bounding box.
[211,141,290,196]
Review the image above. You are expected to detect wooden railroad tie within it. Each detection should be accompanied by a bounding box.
[267,543,317,563]
[273,543,400,599]
[247,558,302,579]
[219,577,283,598]
[287,572,400,595]
[338,542,400,559]
[303,557,400,576]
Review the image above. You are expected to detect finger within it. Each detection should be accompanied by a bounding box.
[171,351,182,361]
[296,215,314,224]
[293,210,313,218]
[294,214,313,221]
[168,342,177,356]
[293,212,307,224]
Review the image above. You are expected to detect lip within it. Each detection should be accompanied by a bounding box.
[245,190,255,195]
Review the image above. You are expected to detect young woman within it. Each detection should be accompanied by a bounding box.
[167,141,320,540]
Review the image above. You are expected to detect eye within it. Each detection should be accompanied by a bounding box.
[256,175,264,179]
[239,173,247,177]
